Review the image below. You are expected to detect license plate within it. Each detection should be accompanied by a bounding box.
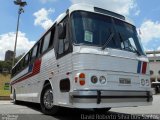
[119,78,131,84]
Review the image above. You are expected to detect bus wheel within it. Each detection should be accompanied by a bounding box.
[93,108,111,113]
[40,83,59,115]
[13,90,18,104]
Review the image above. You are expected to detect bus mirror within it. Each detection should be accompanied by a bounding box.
[58,23,66,39]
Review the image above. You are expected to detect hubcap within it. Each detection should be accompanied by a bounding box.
[43,89,54,109]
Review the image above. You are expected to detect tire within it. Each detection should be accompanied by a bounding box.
[94,108,111,113]
[158,87,160,93]
[155,87,159,94]
[13,90,18,104]
[40,83,59,115]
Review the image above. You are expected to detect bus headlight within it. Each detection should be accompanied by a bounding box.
[146,79,150,86]
[91,76,98,84]
[99,76,106,84]
[141,79,145,86]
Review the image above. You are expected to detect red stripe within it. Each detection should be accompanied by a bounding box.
[142,62,147,74]
[11,59,42,85]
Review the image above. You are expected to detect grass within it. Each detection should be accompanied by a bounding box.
[0,74,11,96]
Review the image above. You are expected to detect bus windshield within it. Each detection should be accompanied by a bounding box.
[71,11,145,55]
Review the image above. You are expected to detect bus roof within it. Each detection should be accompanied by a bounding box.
[68,4,125,20]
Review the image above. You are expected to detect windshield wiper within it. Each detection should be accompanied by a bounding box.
[102,32,115,50]
[128,43,141,56]
[118,33,141,56]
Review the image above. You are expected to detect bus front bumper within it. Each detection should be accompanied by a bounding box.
[69,90,153,105]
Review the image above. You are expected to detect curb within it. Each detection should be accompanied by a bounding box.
[0,96,11,100]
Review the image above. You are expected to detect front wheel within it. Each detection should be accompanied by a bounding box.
[40,83,59,115]
[93,108,111,113]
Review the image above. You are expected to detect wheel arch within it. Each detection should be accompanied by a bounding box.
[39,80,53,102]
[43,80,52,87]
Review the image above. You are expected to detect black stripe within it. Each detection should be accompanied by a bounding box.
[73,95,152,99]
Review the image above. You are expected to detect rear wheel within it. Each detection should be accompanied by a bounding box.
[94,108,111,113]
[40,83,59,115]
[13,90,18,104]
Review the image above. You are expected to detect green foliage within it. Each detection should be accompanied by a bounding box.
[0,53,24,72]
[0,60,12,69]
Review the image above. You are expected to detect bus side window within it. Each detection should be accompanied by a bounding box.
[42,31,51,53]
[31,44,38,61]
[11,68,14,77]
[49,26,56,48]
[13,68,16,76]
[14,67,17,75]
[57,16,70,58]
[58,39,64,55]
[20,58,24,70]
[24,54,29,67]
[16,64,20,72]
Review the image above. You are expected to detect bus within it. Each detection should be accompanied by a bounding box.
[10,4,153,115]
[146,50,160,94]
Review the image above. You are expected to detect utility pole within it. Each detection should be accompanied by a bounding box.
[12,0,27,67]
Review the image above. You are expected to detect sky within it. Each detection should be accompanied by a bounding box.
[0,0,160,60]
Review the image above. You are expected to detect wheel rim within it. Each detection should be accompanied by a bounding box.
[43,89,54,109]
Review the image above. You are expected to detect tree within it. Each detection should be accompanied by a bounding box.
[0,53,25,73]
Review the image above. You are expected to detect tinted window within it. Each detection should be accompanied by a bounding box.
[42,32,51,52]
[57,16,70,57]
[12,68,15,76]
[71,11,114,47]
[24,54,29,66]
[114,19,145,55]
[49,27,56,48]
[71,11,146,55]
[58,39,64,55]
[64,39,69,51]
[20,58,24,69]
[31,45,38,60]
[17,63,20,72]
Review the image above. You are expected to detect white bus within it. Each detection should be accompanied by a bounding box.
[11,4,153,115]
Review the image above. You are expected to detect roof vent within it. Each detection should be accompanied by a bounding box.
[94,7,125,20]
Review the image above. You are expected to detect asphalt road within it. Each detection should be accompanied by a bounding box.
[0,95,160,120]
